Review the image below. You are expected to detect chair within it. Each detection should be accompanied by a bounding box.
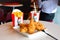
[5,11,12,22]
[0,8,4,24]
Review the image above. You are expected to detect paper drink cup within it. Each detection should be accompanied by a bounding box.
[30,11,40,22]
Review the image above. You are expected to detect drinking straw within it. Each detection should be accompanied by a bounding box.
[33,2,37,12]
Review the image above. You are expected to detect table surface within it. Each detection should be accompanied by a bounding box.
[0,20,60,40]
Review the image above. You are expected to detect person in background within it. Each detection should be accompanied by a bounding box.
[0,8,4,24]
[38,0,58,22]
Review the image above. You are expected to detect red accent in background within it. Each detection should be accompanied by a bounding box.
[12,14,15,26]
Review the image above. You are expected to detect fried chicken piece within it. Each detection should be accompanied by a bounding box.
[28,18,36,34]
[19,23,28,33]
[20,26,28,33]
[19,23,25,28]
[34,22,45,31]
[28,24,36,34]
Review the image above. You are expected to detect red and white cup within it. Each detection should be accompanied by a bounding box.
[12,9,23,27]
[30,11,40,22]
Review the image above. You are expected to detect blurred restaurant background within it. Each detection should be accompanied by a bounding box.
[0,0,60,26]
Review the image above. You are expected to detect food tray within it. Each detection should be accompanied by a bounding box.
[13,26,46,39]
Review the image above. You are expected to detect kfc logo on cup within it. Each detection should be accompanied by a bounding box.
[30,11,40,22]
